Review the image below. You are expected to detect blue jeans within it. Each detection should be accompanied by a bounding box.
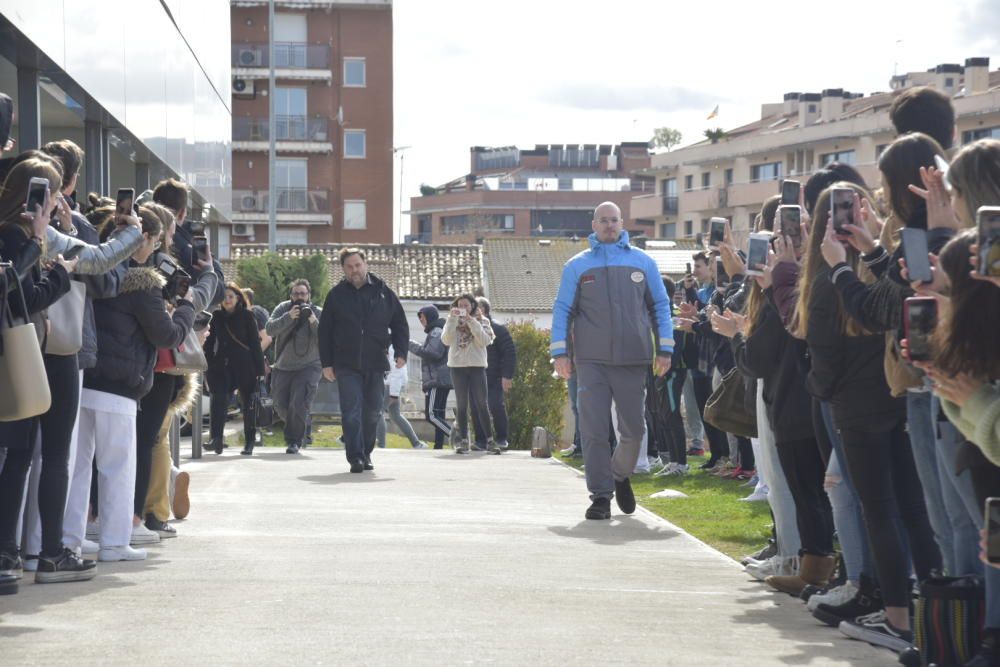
[335,367,385,464]
[907,390,954,574]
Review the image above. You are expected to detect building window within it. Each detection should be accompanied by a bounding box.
[660,222,676,238]
[684,220,693,237]
[750,161,783,182]
[344,200,366,230]
[962,126,1000,144]
[945,77,954,87]
[275,158,307,210]
[344,58,366,87]
[662,178,677,197]
[684,175,693,191]
[724,168,733,186]
[275,87,307,139]
[701,218,709,235]
[807,104,817,113]
[344,130,366,158]
[820,149,856,166]
[701,172,711,189]
[275,228,308,245]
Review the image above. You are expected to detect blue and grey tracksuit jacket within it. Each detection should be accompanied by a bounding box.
[551,231,674,366]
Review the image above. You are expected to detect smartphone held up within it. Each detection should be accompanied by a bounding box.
[830,188,855,234]
[26,177,49,217]
[903,296,938,362]
[746,233,770,277]
[978,206,1000,278]
[780,179,800,206]
[778,205,803,250]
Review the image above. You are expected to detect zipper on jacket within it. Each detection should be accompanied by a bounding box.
[604,246,613,363]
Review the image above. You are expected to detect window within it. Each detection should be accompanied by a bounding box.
[662,178,677,197]
[344,200,366,230]
[344,58,366,87]
[275,228,308,245]
[684,175,693,191]
[750,161,782,182]
[807,104,817,113]
[962,126,1000,144]
[820,149,856,166]
[945,77,954,88]
[701,172,711,189]
[684,220,693,237]
[275,13,307,41]
[344,130,366,158]
[660,222,676,238]
[724,168,733,186]
[275,158,307,210]
[701,218,709,235]
[274,88,308,139]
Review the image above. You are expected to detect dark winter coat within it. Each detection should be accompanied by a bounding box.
[204,307,265,390]
[409,311,451,390]
[318,273,408,374]
[485,317,517,380]
[84,266,194,400]
[73,211,127,370]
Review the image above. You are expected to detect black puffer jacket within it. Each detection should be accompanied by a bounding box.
[318,273,408,374]
[73,212,127,370]
[409,309,451,390]
[485,317,517,381]
[204,307,265,389]
[84,266,194,400]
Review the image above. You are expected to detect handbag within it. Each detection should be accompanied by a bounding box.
[44,280,85,355]
[163,327,208,376]
[905,575,985,667]
[704,367,757,438]
[0,264,52,421]
[253,379,274,428]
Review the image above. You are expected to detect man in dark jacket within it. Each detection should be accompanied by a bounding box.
[409,305,452,449]
[319,248,408,472]
[470,297,516,449]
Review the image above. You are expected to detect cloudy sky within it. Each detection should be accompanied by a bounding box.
[391,0,1000,240]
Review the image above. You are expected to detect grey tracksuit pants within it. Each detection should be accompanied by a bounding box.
[576,362,647,501]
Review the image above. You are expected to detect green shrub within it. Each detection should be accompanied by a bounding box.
[505,322,566,449]
[236,253,331,312]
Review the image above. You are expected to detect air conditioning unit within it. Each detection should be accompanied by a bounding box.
[239,194,258,211]
[233,223,254,237]
[237,48,263,67]
[233,78,255,97]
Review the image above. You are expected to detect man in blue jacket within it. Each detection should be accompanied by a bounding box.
[552,202,673,520]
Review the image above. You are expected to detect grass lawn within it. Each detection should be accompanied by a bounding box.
[560,454,772,561]
[223,421,418,450]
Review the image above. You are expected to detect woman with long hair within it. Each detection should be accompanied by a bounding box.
[204,282,265,455]
[441,293,498,454]
[801,182,941,652]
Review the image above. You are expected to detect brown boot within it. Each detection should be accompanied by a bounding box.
[764,554,835,596]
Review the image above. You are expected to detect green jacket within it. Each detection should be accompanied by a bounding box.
[941,381,1000,465]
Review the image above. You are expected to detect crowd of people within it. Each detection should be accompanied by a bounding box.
[0,109,519,597]
[551,86,1000,663]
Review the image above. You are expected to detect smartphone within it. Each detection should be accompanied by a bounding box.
[901,227,932,283]
[977,206,1000,278]
[61,244,84,261]
[26,177,49,215]
[715,257,729,287]
[746,233,770,277]
[191,235,209,263]
[685,262,692,275]
[903,296,938,362]
[830,188,855,234]
[450,307,464,317]
[985,497,1000,564]
[780,179,801,206]
[778,205,803,250]
[116,188,135,217]
[708,217,727,249]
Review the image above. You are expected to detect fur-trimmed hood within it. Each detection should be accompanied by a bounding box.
[167,372,201,420]
[121,266,166,294]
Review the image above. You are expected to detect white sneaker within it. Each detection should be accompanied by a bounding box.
[660,463,689,477]
[654,462,678,476]
[99,545,147,562]
[23,556,39,572]
[739,488,769,502]
[807,581,859,612]
[746,555,798,581]
[85,520,100,541]
[81,539,100,556]
[130,524,161,546]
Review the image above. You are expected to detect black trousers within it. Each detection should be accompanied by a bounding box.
[737,436,755,470]
[655,370,688,466]
[451,367,492,443]
[135,374,179,518]
[424,387,451,449]
[210,367,257,448]
[692,371,729,462]
[841,419,942,608]
[36,353,80,555]
[775,437,834,556]
[0,418,40,553]
[473,375,509,445]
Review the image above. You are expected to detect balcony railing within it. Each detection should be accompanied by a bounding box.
[233,188,330,214]
[663,196,679,214]
[232,43,330,69]
[232,116,330,142]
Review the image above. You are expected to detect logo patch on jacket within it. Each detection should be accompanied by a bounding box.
[581,275,596,286]
[630,271,644,283]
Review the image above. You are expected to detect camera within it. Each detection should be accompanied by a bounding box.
[156,257,191,304]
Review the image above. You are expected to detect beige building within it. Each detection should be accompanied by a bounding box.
[632,57,1000,246]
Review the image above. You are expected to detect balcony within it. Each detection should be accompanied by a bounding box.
[232,116,332,153]
[727,180,783,208]
[231,188,333,226]
[231,43,331,80]
[680,188,719,213]
[630,194,678,219]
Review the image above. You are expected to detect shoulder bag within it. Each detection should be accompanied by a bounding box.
[0,264,52,421]
[44,280,86,356]
[704,367,757,438]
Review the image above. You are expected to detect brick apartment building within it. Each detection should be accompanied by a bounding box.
[632,57,1000,247]
[406,143,654,244]
[228,0,393,253]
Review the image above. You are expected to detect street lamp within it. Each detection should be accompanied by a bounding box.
[393,145,412,242]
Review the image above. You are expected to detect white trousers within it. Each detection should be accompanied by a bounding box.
[64,388,137,550]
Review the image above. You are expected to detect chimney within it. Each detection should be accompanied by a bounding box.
[798,93,821,127]
[783,92,800,115]
[820,88,844,122]
[965,57,991,94]
[935,64,963,93]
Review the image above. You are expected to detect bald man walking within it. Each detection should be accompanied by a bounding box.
[551,203,674,520]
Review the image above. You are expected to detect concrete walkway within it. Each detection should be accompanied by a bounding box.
[1,447,896,666]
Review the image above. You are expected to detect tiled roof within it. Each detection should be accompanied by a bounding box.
[221,243,483,300]
[641,239,703,278]
[482,237,588,313]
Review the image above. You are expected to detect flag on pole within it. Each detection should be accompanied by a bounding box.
[706,105,719,120]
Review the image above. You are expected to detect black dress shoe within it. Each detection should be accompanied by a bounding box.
[350,460,365,473]
[211,438,224,455]
[240,447,253,456]
[614,478,636,514]
[363,461,374,471]
[0,573,17,595]
[585,498,611,520]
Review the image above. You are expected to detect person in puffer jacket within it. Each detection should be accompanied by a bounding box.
[410,305,452,449]
[441,294,497,454]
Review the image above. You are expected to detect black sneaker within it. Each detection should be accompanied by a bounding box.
[813,575,882,627]
[741,540,777,566]
[838,611,914,653]
[0,572,17,595]
[145,514,177,538]
[286,443,300,454]
[0,552,23,580]
[35,548,97,583]
[350,460,365,473]
[614,478,636,514]
[585,498,611,520]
